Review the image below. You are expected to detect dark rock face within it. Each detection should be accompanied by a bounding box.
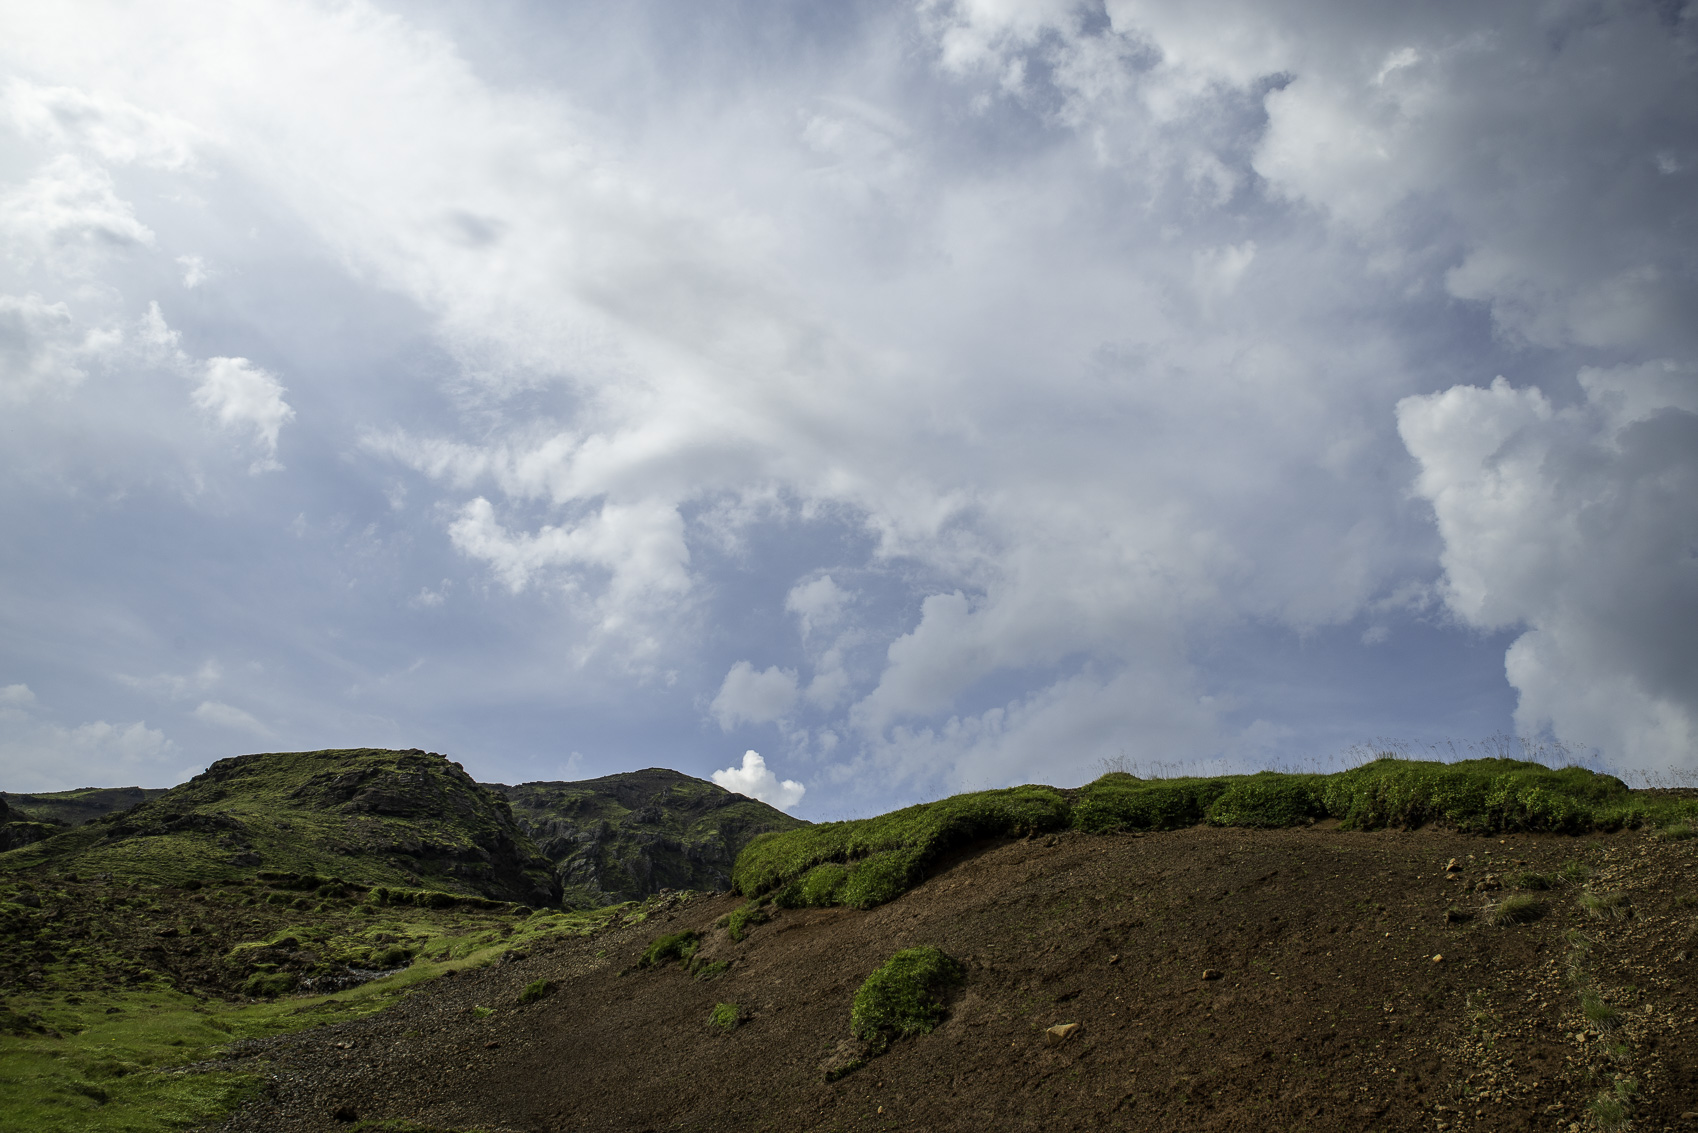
[488,768,807,907]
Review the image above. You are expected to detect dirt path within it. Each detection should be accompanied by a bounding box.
[213,825,1698,1132]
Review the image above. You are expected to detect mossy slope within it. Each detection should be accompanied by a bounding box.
[490,768,806,907]
[1,749,558,905]
[3,786,168,827]
[736,758,1697,910]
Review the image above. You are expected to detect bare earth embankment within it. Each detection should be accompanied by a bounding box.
[213,821,1698,1133]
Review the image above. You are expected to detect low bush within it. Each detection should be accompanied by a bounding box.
[708,1002,742,1033]
[519,979,554,1003]
[734,786,1070,906]
[639,930,700,969]
[721,901,769,942]
[849,946,965,1053]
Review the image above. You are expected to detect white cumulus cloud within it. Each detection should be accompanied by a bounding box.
[711,749,806,810]
[1398,366,1698,769]
[710,662,800,730]
[191,356,294,471]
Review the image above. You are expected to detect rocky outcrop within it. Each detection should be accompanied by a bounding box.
[489,768,807,907]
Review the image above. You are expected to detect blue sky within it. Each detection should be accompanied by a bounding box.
[1,0,1694,815]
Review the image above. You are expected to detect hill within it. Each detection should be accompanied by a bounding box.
[488,767,807,907]
[0,749,557,906]
[215,815,1698,1132]
[2,756,1694,1131]
[2,786,169,827]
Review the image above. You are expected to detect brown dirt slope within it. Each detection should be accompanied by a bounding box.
[212,822,1698,1133]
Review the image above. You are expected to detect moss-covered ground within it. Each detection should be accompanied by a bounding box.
[0,867,639,1133]
[735,757,1698,909]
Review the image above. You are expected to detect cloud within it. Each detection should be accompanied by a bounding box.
[0,154,155,273]
[1,77,197,170]
[1398,366,1698,768]
[191,356,294,470]
[192,699,272,737]
[0,0,1690,801]
[0,714,176,792]
[0,683,36,707]
[785,574,853,639]
[710,749,805,810]
[710,662,800,730]
[0,292,118,401]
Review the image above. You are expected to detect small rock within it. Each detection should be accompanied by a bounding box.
[1445,858,1461,872]
[1107,954,1119,964]
[1045,1022,1081,1047]
[1201,969,1223,981]
[1431,954,1444,963]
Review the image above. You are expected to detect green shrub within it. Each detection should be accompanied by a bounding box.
[733,785,1069,906]
[1506,870,1552,890]
[242,971,297,998]
[1072,775,1230,833]
[519,979,554,1003]
[1317,758,1635,833]
[1658,822,1695,841]
[693,961,730,981]
[1558,860,1593,883]
[708,1002,742,1033]
[722,901,770,942]
[639,930,700,969]
[1204,773,1327,828]
[849,947,965,1053]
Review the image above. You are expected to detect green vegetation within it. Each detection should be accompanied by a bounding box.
[519,979,554,1003]
[1481,893,1545,925]
[0,749,557,905]
[1558,859,1593,884]
[1580,989,1622,1029]
[1579,890,1634,920]
[638,930,700,968]
[720,899,769,942]
[1657,821,1694,841]
[2,786,166,827]
[708,1002,742,1033]
[849,946,965,1053]
[735,785,1071,904]
[0,866,635,1133]
[735,757,1684,910]
[490,768,806,908]
[1504,870,1551,890]
[1589,1076,1637,1131]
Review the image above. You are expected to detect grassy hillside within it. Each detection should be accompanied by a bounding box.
[3,786,168,827]
[491,767,807,907]
[734,757,1698,909]
[0,749,558,906]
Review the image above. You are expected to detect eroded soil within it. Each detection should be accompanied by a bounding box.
[211,825,1698,1133]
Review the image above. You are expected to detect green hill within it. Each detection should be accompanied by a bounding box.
[2,786,168,828]
[0,749,558,906]
[489,767,807,907]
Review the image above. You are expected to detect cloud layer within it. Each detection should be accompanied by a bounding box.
[0,0,1691,801]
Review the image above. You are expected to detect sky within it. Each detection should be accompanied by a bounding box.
[0,0,1694,816]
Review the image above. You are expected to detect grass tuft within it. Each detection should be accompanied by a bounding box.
[1579,890,1634,921]
[708,1002,742,1033]
[1482,893,1545,925]
[1504,870,1551,890]
[1580,990,1622,1030]
[638,930,700,969]
[518,979,554,1004]
[849,946,965,1054]
[720,900,769,942]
